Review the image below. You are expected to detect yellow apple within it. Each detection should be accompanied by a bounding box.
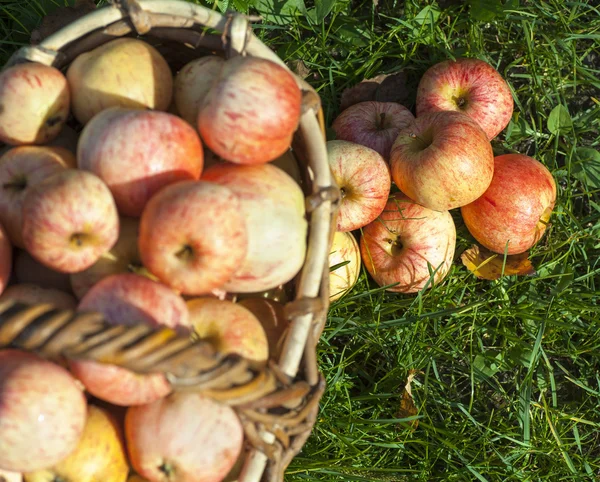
[329,231,361,302]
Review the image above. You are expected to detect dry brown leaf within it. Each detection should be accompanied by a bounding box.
[461,244,537,281]
[396,370,419,431]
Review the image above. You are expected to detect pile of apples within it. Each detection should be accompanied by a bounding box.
[327,58,557,298]
[0,37,310,482]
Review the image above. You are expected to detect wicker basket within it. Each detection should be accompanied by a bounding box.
[0,1,338,480]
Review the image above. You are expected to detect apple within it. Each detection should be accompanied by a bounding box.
[77,107,204,217]
[461,153,557,255]
[332,101,414,160]
[202,163,307,292]
[0,62,70,145]
[23,404,128,482]
[0,469,22,482]
[187,298,269,363]
[0,284,77,310]
[14,249,72,293]
[66,38,173,125]
[390,110,494,211]
[416,57,514,140]
[139,180,248,295]
[329,231,361,302]
[198,56,302,165]
[69,272,190,406]
[360,193,456,293]
[0,146,75,247]
[174,56,224,126]
[238,298,288,361]
[21,169,119,273]
[126,393,243,482]
[0,349,86,472]
[0,222,11,296]
[326,140,391,232]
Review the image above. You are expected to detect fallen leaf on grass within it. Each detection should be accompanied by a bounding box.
[396,370,419,431]
[461,244,536,280]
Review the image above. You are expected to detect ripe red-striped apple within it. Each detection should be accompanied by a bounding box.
[70,273,190,406]
[0,63,70,145]
[329,231,361,302]
[416,58,513,140]
[21,170,119,273]
[0,349,86,472]
[0,222,11,296]
[390,111,494,211]
[327,140,391,232]
[67,38,173,125]
[198,56,302,165]
[0,146,75,247]
[139,181,248,295]
[202,163,307,292]
[14,249,72,293]
[77,108,204,217]
[0,284,76,310]
[461,153,557,255]
[126,393,243,482]
[360,193,456,293]
[332,101,414,160]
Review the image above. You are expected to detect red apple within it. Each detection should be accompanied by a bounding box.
[461,153,557,255]
[390,111,494,211]
[66,38,173,125]
[0,349,86,472]
[0,63,70,145]
[360,193,456,293]
[14,249,72,293]
[69,273,190,406]
[416,58,513,140]
[202,163,307,292]
[0,146,75,247]
[138,181,248,295]
[0,222,11,296]
[126,393,243,482]
[77,108,204,217]
[332,101,414,160]
[329,231,361,302]
[21,170,119,273]
[327,140,391,232]
[0,284,77,310]
[198,56,302,165]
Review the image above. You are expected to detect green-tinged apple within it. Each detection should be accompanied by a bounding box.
[202,163,307,292]
[22,170,119,273]
[24,404,128,482]
[0,146,75,247]
[360,193,456,293]
[461,153,557,255]
[0,349,86,472]
[416,58,514,140]
[0,63,70,145]
[327,140,391,232]
[174,56,224,126]
[78,108,204,217]
[14,249,72,293]
[198,56,302,165]
[238,298,288,361]
[139,181,247,295]
[390,111,494,211]
[0,284,76,310]
[332,101,414,160]
[329,231,361,302]
[69,273,190,406]
[0,469,21,482]
[0,222,11,296]
[187,298,269,363]
[67,38,173,125]
[126,393,243,482]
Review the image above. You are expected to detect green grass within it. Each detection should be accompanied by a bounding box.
[1,0,599,480]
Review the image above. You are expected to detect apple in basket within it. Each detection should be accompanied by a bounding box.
[14,249,72,293]
[0,350,86,472]
[0,469,21,482]
[0,284,77,311]
[23,404,129,482]
[360,193,456,293]
[0,62,70,145]
[0,222,11,296]
[329,231,361,302]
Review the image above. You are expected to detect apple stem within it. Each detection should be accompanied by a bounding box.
[45,114,63,127]
[175,244,194,261]
[339,187,346,199]
[2,178,27,191]
[376,112,386,129]
[159,461,175,477]
[70,233,85,247]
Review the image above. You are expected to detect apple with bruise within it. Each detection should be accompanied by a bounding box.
[0,284,76,310]
[329,231,361,302]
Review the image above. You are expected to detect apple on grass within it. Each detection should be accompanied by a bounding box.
[126,393,243,482]
[24,404,129,482]
[0,349,87,473]
[360,193,456,293]
[0,62,70,145]
[14,249,72,293]
[329,231,361,302]
[332,101,414,160]
[0,284,77,310]
[326,140,391,232]
[69,273,190,406]
[416,57,514,140]
[77,107,204,217]
[390,110,494,211]
[0,222,11,296]
[461,153,557,255]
